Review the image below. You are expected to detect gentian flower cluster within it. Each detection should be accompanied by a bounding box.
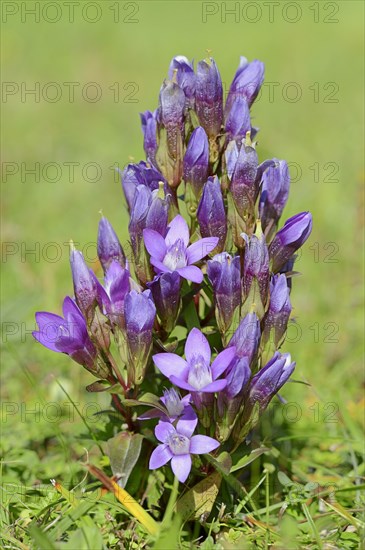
[33,54,312,484]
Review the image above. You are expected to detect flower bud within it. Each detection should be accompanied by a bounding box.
[225,57,264,116]
[70,248,98,323]
[97,217,127,273]
[129,185,169,285]
[195,57,223,138]
[147,271,181,333]
[230,142,259,218]
[269,212,313,272]
[259,159,290,236]
[207,252,241,334]
[121,161,165,211]
[103,261,130,328]
[183,127,209,197]
[168,56,195,104]
[124,289,156,385]
[158,80,185,158]
[247,352,295,413]
[228,312,261,366]
[140,110,158,165]
[197,176,227,253]
[243,233,270,305]
[262,274,292,348]
[225,96,251,142]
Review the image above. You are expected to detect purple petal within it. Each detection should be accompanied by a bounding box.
[153,353,189,379]
[155,421,175,443]
[150,257,170,273]
[211,346,237,380]
[143,229,167,260]
[149,444,173,469]
[185,328,211,364]
[200,379,227,393]
[166,215,190,248]
[62,296,82,320]
[189,435,220,454]
[32,330,61,353]
[169,376,196,392]
[186,237,219,264]
[176,265,203,283]
[176,416,198,438]
[171,454,192,483]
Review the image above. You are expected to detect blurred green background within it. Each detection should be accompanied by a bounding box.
[1,0,364,531]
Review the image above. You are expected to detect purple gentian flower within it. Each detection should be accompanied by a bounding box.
[143,215,218,284]
[262,274,292,347]
[139,388,196,424]
[70,248,98,323]
[225,57,265,116]
[195,57,223,138]
[197,176,227,253]
[153,327,236,393]
[97,216,127,273]
[183,126,209,197]
[120,161,166,211]
[100,261,130,327]
[158,80,186,158]
[207,252,241,332]
[124,289,156,385]
[269,212,313,272]
[225,96,251,142]
[149,418,219,482]
[247,352,295,412]
[259,159,290,234]
[33,296,96,370]
[140,110,158,165]
[229,312,261,366]
[147,271,181,333]
[242,233,270,303]
[168,56,196,102]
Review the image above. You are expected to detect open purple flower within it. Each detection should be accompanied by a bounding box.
[139,388,196,424]
[143,215,218,284]
[149,418,219,482]
[33,296,96,370]
[153,327,236,393]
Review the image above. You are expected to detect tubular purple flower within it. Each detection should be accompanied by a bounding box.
[33,297,100,373]
[153,327,236,394]
[97,216,127,273]
[120,161,166,211]
[229,312,261,366]
[262,274,292,347]
[143,214,218,284]
[158,80,186,158]
[101,261,130,327]
[149,418,219,482]
[225,96,251,142]
[247,352,295,413]
[197,176,227,253]
[140,110,158,165]
[168,56,196,103]
[124,289,156,385]
[229,143,259,217]
[70,248,98,323]
[195,57,223,138]
[269,212,313,272]
[207,252,241,333]
[259,159,290,234]
[225,57,265,116]
[147,271,181,333]
[183,127,209,197]
[243,233,270,303]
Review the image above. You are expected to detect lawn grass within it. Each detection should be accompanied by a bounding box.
[1,1,364,548]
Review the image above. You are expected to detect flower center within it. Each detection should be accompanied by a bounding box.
[168,433,190,455]
[187,355,213,390]
[163,239,187,271]
[164,388,184,418]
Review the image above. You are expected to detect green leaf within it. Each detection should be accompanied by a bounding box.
[182,299,200,331]
[28,525,58,550]
[106,431,143,488]
[175,471,222,521]
[230,447,271,473]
